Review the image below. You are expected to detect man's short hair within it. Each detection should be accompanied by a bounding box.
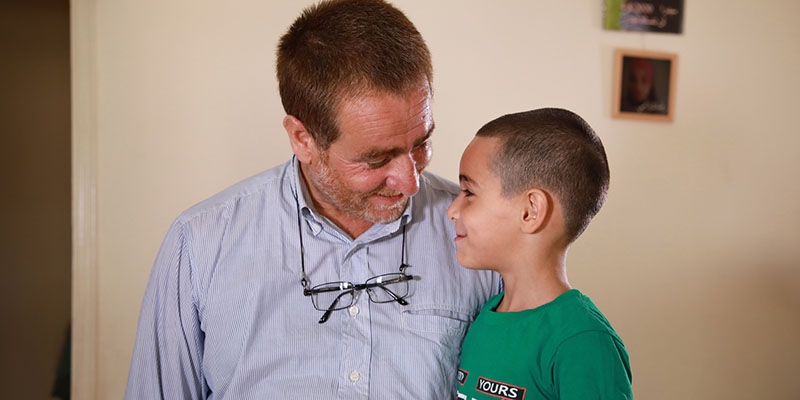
[476,108,610,243]
[277,0,433,149]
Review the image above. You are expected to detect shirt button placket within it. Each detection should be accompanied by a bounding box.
[340,242,369,398]
[349,369,360,383]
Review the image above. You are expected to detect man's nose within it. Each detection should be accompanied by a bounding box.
[385,154,420,197]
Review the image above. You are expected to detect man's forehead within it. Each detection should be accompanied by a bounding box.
[333,89,433,141]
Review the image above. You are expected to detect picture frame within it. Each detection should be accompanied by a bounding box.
[612,49,678,122]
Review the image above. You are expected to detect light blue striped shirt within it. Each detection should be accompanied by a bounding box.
[125,157,502,399]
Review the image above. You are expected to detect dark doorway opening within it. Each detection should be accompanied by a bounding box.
[0,0,72,398]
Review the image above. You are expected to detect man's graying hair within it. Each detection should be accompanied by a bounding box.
[277,0,433,150]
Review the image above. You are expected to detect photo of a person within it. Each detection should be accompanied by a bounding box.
[620,57,667,114]
[613,49,677,122]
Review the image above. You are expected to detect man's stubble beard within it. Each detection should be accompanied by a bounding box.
[308,153,410,224]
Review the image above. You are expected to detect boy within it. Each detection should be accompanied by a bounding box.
[448,108,633,399]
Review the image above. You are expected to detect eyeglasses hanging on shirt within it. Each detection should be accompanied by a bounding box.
[295,192,415,324]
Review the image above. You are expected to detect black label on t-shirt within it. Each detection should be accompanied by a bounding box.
[457,368,468,385]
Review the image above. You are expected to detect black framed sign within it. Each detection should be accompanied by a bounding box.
[603,0,685,34]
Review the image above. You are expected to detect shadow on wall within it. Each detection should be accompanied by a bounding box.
[634,253,800,399]
[706,258,800,397]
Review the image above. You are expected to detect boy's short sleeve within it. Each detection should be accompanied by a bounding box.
[553,330,633,399]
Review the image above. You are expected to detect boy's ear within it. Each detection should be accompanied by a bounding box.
[521,189,548,234]
[283,115,317,163]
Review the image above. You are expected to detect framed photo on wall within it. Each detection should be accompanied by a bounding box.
[612,49,678,122]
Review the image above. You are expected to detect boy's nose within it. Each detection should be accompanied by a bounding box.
[446,197,460,221]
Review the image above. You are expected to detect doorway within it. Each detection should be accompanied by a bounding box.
[0,0,72,398]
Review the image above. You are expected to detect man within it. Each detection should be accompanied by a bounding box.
[125,0,501,398]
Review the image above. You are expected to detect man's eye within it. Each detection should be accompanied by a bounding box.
[414,140,431,149]
[366,159,390,168]
[412,140,432,155]
[461,189,473,197]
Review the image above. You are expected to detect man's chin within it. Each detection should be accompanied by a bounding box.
[364,198,408,223]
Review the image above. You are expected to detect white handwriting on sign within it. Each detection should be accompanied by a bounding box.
[622,2,681,28]
[623,2,655,13]
[660,5,680,16]
[626,14,668,28]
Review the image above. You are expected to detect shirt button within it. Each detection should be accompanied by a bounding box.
[348,305,359,317]
[349,370,360,383]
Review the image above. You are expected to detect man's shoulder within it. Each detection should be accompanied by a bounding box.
[177,161,290,225]
[419,170,458,198]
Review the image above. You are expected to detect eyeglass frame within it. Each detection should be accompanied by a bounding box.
[295,192,415,324]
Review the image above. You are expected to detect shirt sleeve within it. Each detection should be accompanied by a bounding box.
[553,330,633,400]
[124,220,207,399]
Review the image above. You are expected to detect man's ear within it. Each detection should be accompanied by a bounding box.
[521,189,549,234]
[283,115,317,163]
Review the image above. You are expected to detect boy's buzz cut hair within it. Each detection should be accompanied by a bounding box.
[476,108,610,243]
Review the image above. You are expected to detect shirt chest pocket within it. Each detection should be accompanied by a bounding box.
[401,303,474,336]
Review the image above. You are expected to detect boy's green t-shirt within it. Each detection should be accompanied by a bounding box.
[457,289,632,400]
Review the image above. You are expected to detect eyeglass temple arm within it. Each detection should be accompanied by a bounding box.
[375,285,408,306]
[318,290,351,324]
[362,274,413,305]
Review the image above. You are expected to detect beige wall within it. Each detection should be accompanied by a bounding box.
[73,0,800,398]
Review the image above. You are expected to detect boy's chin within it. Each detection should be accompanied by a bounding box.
[455,256,484,271]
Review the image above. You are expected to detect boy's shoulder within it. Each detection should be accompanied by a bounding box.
[549,289,616,333]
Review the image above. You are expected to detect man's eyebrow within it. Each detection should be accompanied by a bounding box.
[357,127,435,161]
[356,147,403,161]
[458,174,475,185]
